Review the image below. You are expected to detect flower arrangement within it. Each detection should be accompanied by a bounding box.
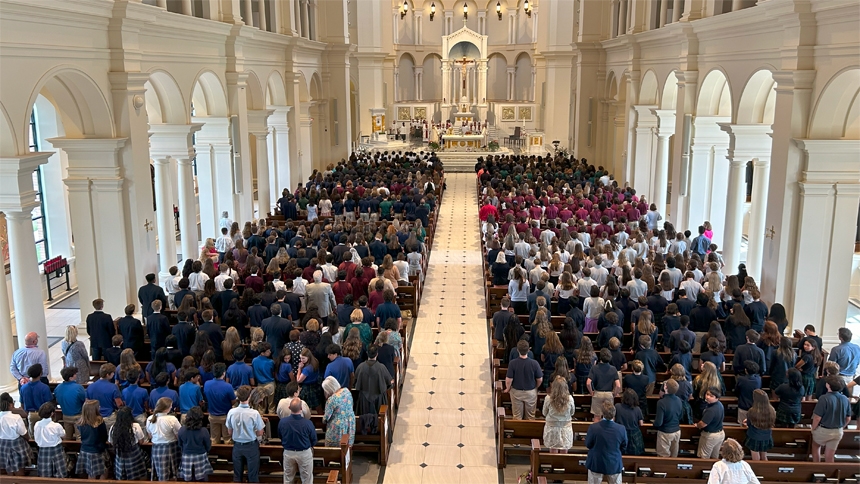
[428,141,441,151]
[488,140,500,152]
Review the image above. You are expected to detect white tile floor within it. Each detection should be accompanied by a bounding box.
[383,173,499,484]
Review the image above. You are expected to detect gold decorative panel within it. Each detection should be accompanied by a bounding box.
[414,107,426,120]
[501,107,515,121]
[397,107,411,120]
[518,107,532,121]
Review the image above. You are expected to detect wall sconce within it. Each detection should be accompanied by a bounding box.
[400,1,408,19]
[430,2,435,20]
[496,1,502,19]
[524,0,531,17]
[463,2,468,19]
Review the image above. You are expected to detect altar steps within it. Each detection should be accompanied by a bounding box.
[436,150,509,172]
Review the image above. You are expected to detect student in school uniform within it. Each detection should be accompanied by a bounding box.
[696,386,726,459]
[178,368,204,423]
[108,406,148,480]
[86,363,124,429]
[622,360,650,421]
[149,372,180,412]
[147,396,182,481]
[121,368,149,431]
[76,400,109,480]
[252,342,277,414]
[0,392,30,476]
[178,406,214,482]
[203,363,237,444]
[20,364,54,438]
[104,334,124,367]
[226,347,255,390]
[34,402,66,478]
[736,361,762,425]
[226,385,266,483]
[54,367,87,440]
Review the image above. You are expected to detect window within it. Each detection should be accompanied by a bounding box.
[28,110,49,265]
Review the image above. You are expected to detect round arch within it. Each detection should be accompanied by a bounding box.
[266,70,288,106]
[661,70,679,110]
[0,101,18,156]
[191,70,229,117]
[639,70,659,105]
[606,71,618,100]
[309,72,323,101]
[697,68,732,117]
[737,69,777,125]
[244,70,266,111]
[297,71,311,103]
[23,66,115,148]
[809,67,860,139]
[144,69,188,124]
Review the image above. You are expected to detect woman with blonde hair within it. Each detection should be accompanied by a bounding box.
[200,238,219,267]
[634,311,657,348]
[707,438,760,484]
[542,377,576,453]
[118,349,141,388]
[249,327,265,357]
[221,327,242,364]
[693,361,724,418]
[62,325,90,384]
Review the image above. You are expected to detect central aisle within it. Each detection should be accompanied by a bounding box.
[383,173,498,484]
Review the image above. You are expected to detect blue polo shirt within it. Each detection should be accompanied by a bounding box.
[179,381,204,414]
[226,361,253,389]
[21,380,53,412]
[149,386,179,411]
[86,378,122,417]
[375,302,401,325]
[203,379,236,416]
[323,356,354,390]
[54,380,86,416]
[121,384,149,417]
[252,356,276,385]
[198,366,214,384]
[829,342,860,377]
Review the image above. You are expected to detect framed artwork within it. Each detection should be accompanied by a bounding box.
[414,107,426,120]
[397,107,411,121]
[518,106,533,121]
[501,107,515,121]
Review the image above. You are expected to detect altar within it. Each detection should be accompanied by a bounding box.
[443,134,484,150]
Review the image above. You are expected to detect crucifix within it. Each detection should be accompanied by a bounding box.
[454,56,473,90]
[143,219,153,232]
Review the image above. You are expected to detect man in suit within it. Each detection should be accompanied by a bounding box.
[85,298,115,360]
[261,304,291,354]
[173,277,197,308]
[305,271,337,321]
[331,235,351,265]
[146,300,171,356]
[217,279,239,318]
[118,304,146,360]
[138,273,168,319]
[368,233,387,266]
[171,311,196,357]
[585,401,627,484]
[198,309,224,361]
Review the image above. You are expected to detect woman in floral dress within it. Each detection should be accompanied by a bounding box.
[322,376,355,447]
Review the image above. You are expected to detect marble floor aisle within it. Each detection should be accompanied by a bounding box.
[383,173,498,484]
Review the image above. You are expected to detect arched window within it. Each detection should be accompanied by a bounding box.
[27,110,49,265]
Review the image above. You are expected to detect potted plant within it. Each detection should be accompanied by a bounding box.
[488,140,500,152]
[428,141,441,151]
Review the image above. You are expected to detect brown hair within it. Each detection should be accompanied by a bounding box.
[80,400,104,428]
[720,438,745,463]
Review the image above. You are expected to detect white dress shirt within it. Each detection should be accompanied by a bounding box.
[707,460,760,484]
[146,414,181,444]
[188,272,209,292]
[0,411,27,440]
[34,418,65,447]
[215,235,235,254]
[214,274,232,292]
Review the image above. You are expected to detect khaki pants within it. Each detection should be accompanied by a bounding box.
[656,430,680,457]
[693,332,708,355]
[510,388,538,420]
[283,448,314,484]
[62,413,81,441]
[103,412,116,430]
[27,411,42,439]
[737,409,749,425]
[210,414,230,444]
[591,391,614,416]
[258,382,276,414]
[812,427,844,450]
[588,470,621,484]
[698,430,725,458]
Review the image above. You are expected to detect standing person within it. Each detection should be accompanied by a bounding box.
[121,368,149,430]
[20,364,53,437]
[0,392,30,477]
[203,363,236,444]
[828,328,860,385]
[10,331,48,387]
[226,385,266,483]
[147,396,182,481]
[108,406,148,481]
[744,389,775,461]
[324,344,355,390]
[584,401,627,484]
[279,397,318,484]
[797,338,823,401]
[86,298,115,360]
[614,389,645,455]
[586,348,620,420]
[178,406,214,482]
[252,342,276,414]
[118,304,147,360]
[34,402,66,478]
[147,300,172,357]
[696,386,726,459]
[76,400,109,480]
[178,369,204,422]
[86,363,123,429]
[353,344,392,415]
[172,311,197,357]
[139,273,169,319]
[61,325,90,384]
[707,439,761,484]
[322,377,356,447]
[504,340,543,420]
[297,348,325,414]
[736,361,762,425]
[811,376,851,463]
[55,367,87,440]
[542,377,576,453]
[653,379,683,457]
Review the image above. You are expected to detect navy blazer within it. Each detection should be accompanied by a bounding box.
[138,283,168,319]
[147,313,171,351]
[86,311,115,350]
[171,321,197,357]
[174,289,197,309]
[118,315,146,358]
[585,418,627,475]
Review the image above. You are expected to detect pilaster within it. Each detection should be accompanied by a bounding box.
[247,109,275,218]
[226,72,254,221]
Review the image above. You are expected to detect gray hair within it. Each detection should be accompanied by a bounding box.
[321,375,340,397]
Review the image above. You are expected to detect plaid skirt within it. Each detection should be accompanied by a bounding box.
[623,427,645,456]
[745,436,774,453]
[37,444,67,478]
[179,452,214,481]
[274,381,292,408]
[680,400,694,425]
[115,447,148,481]
[0,436,32,473]
[151,441,180,481]
[301,381,325,409]
[75,450,107,477]
[775,406,801,427]
[802,374,816,396]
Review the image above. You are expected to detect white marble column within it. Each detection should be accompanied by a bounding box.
[672,0,682,22]
[244,0,254,26]
[182,0,192,15]
[507,67,515,101]
[732,0,743,11]
[152,157,176,280]
[478,61,488,104]
[0,216,16,388]
[176,158,197,260]
[268,108,292,198]
[193,117,232,240]
[248,110,275,218]
[659,0,669,27]
[0,153,51,373]
[651,109,675,217]
[746,157,771,282]
[394,70,400,102]
[441,62,451,105]
[257,0,267,29]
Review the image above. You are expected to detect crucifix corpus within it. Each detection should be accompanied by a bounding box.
[454,56,474,90]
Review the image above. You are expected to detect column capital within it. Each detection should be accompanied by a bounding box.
[674,70,698,86]
[794,138,860,184]
[47,137,128,178]
[835,183,860,197]
[247,109,276,136]
[108,72,150,92]
[718,123,773,160]
[798,182,835,197]
[149,124,204,160]
[772,70,816,92]
[0,152,52,213]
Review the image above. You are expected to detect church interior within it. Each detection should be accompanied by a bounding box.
[1,0,860,483]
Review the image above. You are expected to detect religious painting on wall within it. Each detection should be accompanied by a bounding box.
[414,107,426,120]
[518,107,533,121]
[397,107,411,121]
[501,107,515,121]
